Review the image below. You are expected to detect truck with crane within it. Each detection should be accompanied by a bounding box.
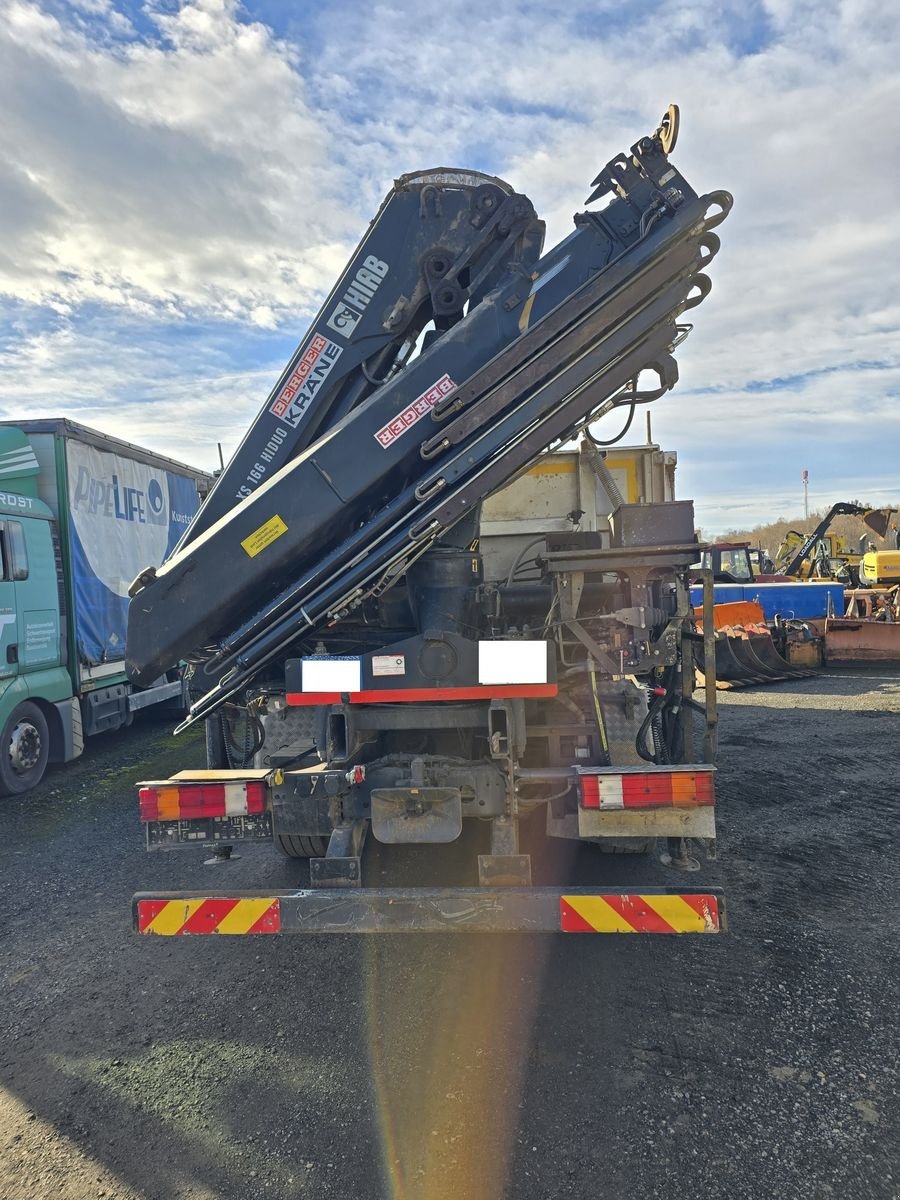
[127,107,733,936]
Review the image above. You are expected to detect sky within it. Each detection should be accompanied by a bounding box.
[0,0,898,534]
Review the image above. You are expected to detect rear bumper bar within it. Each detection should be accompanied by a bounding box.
[134,887,725,935]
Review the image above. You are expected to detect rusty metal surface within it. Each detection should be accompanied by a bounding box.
[371,787,463,844]
[784,638,823,668]
[825,618,900,662]
[609,500,696,548]
[695,620,816,690]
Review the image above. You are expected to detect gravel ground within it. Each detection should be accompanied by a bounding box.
[1,669,899,1200]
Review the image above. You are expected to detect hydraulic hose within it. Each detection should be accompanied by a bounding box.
[635,666,679,764]
[636,688,667,763]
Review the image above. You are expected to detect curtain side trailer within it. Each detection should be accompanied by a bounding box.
[0,418,211,795]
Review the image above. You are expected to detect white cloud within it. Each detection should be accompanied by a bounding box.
[0,0,352,321]
[0,0,898,534]
[0,315,278,470]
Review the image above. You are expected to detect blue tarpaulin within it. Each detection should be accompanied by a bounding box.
[66,440,201,665]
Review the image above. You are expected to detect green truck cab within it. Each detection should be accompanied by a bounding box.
[0,420,210,795]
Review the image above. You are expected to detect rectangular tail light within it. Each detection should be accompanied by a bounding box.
[138,780,268,823]
[578,766,715,810]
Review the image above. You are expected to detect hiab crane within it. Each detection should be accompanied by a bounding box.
[128,107,733,936]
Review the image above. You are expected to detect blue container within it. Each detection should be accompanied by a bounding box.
[689,581,842,622]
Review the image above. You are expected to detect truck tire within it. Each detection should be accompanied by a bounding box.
[275,833,329,859]
[0,702,50,796]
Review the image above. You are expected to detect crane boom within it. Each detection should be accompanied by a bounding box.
[180,170,544,544]
[127,114,732,732]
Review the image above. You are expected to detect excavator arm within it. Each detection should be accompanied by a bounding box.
[778,503,893,577]
[126,109,732,730]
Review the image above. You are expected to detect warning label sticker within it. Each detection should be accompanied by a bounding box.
[241,514,288,558]
[374,375,457,449]
[372,654,405,677]
[269,334,342,428]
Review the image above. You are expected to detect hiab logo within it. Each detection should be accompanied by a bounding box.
[326,302,361,336]
[325,255,389,339]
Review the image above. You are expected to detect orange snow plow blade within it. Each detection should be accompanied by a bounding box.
[825,617,900,662]
[696,600,767,630]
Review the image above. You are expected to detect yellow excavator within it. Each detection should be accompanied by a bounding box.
[774,502,894,586]
[858,546,900,587]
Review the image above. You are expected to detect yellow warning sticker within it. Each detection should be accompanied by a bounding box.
[241,515,287,558]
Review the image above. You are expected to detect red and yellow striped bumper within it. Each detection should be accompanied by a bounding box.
[137,897,281,935]
[134,888,724,935]
[559,891,720,933]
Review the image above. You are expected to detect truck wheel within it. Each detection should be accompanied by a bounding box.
[275,833,329,858]
[0,702,50,796]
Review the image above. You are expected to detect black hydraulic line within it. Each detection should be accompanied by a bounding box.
[651,709,669,763]
[636,692,665,763]
[633,686,672,758]
[635,667,678,764]
[664,703,685,761]
[585,402,636,447]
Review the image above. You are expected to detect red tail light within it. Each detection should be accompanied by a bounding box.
[578,767,715,810]
[138,781,268,822]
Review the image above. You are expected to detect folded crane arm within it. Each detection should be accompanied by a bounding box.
[126,111,732,731]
